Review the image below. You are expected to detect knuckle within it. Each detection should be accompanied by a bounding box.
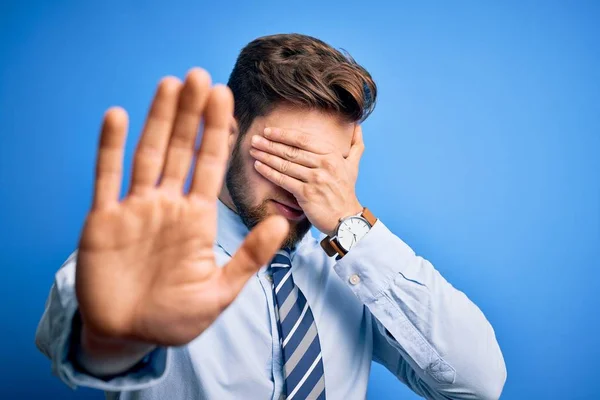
[303,184,316,197]
[280,160,290,173]
[277,172,286,186]
[312,170,326,184]
[284,146,300,160]
[321,158,336,173]
[298,134,310,147]
[169,132,190,148]
[292,146,300,159]
[265,166,274,179]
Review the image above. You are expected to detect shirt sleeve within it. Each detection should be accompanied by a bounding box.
[34,251,171,391]
[332,221,507,400]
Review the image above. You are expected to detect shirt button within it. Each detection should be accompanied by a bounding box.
[265,274,273,283]
[349,274,361,285]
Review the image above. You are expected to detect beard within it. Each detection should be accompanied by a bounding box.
[225,139,312,250]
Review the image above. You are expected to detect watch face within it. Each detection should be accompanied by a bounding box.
[337,216,371,251]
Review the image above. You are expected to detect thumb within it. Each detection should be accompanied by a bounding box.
[217,215,289,306]
[347,125,364,167]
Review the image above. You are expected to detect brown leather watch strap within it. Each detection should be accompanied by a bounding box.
[320,236,346,257]
[362,207,377,226]
[320,236,338,257]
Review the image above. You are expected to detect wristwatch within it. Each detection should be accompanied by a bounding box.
[320,207,377,258]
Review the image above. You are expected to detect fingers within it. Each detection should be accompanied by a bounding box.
[129,77,182,195]
[189,85,234,198]
[218,216,289,308]
[249,148,312,182]
[93,107,128,210]
[250,134,319,168]
[160,68,212,192]
[347,124,364,167]
[254,159,304,194]
[263,127,327,154]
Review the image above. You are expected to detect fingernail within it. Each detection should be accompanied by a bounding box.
[264,128,271,136]
[252,135,261,145]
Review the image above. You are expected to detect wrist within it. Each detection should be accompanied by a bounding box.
[328,199,363,237]
[77,323,156,377]
[81,324,155,356]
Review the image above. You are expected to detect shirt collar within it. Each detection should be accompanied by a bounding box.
[215,199,313,259]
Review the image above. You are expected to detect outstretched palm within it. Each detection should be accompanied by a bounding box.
[76,69,288,347]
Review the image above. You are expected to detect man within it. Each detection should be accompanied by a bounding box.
[36,34,506,399]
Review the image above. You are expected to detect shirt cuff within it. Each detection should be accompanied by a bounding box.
[55,306,170,391]
[333,220,417,303]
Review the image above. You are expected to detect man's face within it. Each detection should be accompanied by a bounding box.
[224,105,355,249]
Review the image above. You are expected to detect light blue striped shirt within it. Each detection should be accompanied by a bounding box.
[36,201,506,399]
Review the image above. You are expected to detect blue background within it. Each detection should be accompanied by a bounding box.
[1,1,598,399]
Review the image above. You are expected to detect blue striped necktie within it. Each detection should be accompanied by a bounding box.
[269,249,326,400]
